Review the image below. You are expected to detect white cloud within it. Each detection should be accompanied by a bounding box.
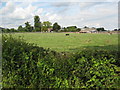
[1,0,119,2]
[0,1,15,15]
[56,2,118,30]
[0,1,118,30]
[34,8,43,15]
[0,2,43,28]
[48,14,61,21]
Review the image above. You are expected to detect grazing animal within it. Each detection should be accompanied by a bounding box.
[66,34,69,36]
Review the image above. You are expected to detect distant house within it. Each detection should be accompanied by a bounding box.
[47,28,53,32]
[79,27,97,33]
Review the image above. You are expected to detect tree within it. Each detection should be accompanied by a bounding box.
[53,22,61,32]
[10,28,17,32]
[66,26,78,32]
[77,28,81,32]
[114,29,118,31]
[34,15,41,32]
[42,21,52,32]
[42,21,52,28]
[18,25,25,32]
[25,22,33,32]
[96,27,105,32]
[84,26,88,28]
[2,28,10,33]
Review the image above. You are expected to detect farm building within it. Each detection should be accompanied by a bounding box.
[47,28,53,32]
[79,27,97,33]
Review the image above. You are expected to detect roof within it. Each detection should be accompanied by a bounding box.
[81,28,96,31]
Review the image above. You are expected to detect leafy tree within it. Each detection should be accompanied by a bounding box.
[77,28,81,32]
[66,26,78,32]
[18,25,25,32]
[84,26,88,28]
[34,15,41,32]
[114,29,118,31]
[96,27,106,32]
[53,22,61,32]
[25,22,33,32]
[41,26,48,32]
[2,28,10,33]
[42,21,52,32]
[42,21,52,28]
[10,28,17,32]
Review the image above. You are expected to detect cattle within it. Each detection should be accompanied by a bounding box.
[65,34,69,36]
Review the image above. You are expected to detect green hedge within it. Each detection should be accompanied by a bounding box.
[2,35,120,88]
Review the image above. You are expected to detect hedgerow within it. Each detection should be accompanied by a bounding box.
[2,34,120,88]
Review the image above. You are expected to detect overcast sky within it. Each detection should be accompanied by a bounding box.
[0,0,119,30]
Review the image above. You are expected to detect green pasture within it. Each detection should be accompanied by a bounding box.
[9,32,118,52]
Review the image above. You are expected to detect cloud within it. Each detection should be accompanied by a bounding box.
[50,2,117,30]
[8,5,34,20]
[1,0,119,2]
[0,2,42,28]
[0,1,15,15]
[51,2,71,7]
[0,1,118,30]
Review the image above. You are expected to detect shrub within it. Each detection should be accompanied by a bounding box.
[2,34,120,88]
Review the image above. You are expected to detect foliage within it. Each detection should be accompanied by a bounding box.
[41,21,52,32]
[34,15,41,32]
[1,15,83,33]
[2,34,49,88]
[66,26,79,32]
[60,26,81,32]
[96,27,106,32]
[53,22,61,32]
[84,26,88,28]
[17,25,25,32]
[2,34,120,88]
[24,22,34,32]
[2,28,18,33]
[42,21,52,28]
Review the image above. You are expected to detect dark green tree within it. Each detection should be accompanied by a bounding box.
[84,26,88,28]
[96,27,106,32]
[18,25,25,32]
[2,28,10,33]
[34,15,41,32]
[53,22,61,32]
[25,22,33,32]
[77,28,81,32]
[10,28,17,32]
[66,26,77,32]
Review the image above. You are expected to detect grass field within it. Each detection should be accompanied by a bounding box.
[10,32,118,52]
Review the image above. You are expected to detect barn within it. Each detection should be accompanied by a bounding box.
[79,27,97,33]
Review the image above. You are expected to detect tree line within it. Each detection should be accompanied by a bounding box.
[1,15,117,33]
[1,15,62,33]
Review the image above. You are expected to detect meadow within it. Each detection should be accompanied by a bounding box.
[11,32,118,52]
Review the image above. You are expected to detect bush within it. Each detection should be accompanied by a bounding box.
[2,34,120,88]
[2,35,50,88]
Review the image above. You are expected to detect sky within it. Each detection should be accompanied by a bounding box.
[0,0,119,30]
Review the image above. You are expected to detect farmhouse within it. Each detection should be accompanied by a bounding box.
[79,27,97,33]
[47,28,53,32]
